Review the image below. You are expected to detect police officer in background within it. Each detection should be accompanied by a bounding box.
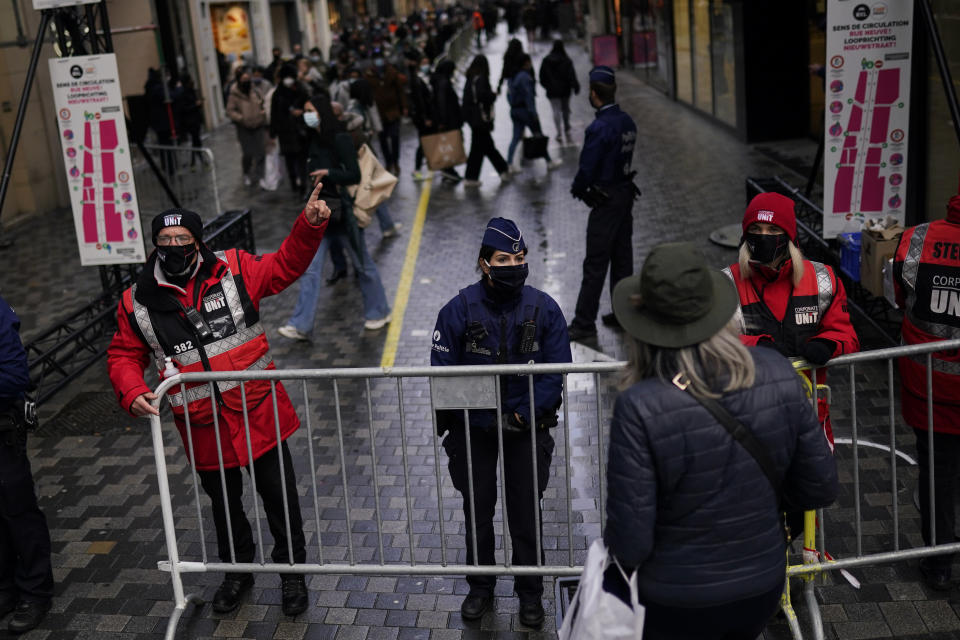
[893,188,960,591]
[568,65,639,342]
[431,218,571,629]
[0,294,53,634]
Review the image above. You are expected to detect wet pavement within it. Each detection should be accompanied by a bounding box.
[0,22,958,640]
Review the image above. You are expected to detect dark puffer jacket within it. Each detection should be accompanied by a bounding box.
[604,347,838,608]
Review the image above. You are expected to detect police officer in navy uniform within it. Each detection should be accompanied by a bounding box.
[568,65,639,342]
[0,294,53,634]
[431,218,571,628]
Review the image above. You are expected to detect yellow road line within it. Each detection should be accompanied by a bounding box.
[380,178,432,368]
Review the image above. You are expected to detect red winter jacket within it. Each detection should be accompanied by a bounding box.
[107,212,326,469]
[893,202,960,433]
[724,258,858,358]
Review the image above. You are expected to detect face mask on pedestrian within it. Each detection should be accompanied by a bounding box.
[157,243,197,277]
[374,58,385,68]
[310,55,321,63]
[484,260,528,294]
[420,64,431,75]
[303,111,320,128]
[744,232,790,265]
[282,77,296,87]
[238,80,251,93]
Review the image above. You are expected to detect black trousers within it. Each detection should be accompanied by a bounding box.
[378,119,401,168]
[572,183,635,330]
[914,427,960,571]
[197,440,306,567]
[283,151,306,192]
[443,425,554,600]
[603,567,782,640]
[465,126,508,180]
[0,440,53,604]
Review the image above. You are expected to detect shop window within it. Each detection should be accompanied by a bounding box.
[674,0,693,103]
[692,0,712,113]
[710,1,736,127]
[924,0,960,221]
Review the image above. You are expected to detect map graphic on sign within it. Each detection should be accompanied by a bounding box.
[50,54,145,265]
[832,68,900,216]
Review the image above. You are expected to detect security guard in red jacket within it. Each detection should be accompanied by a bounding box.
[723,192,860,450]
[893,189,960,590]
[107,183,330,616]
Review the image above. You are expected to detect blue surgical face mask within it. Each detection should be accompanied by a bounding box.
[374,58,385,68]
[303,111,320,128]
[420,65,430,75]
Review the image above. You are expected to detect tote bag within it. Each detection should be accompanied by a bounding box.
[346,144,398,228]
[420,130,467,170]
[558,539,645,640]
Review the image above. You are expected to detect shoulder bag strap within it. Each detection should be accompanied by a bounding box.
[673,373,782,504]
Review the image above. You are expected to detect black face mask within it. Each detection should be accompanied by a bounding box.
[486,262,528,294]
[157,244,198,277]
[745,232,789,265]
[239,80,251,93]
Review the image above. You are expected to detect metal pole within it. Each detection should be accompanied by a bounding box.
[0,10,52,225]
[919,0,960,147]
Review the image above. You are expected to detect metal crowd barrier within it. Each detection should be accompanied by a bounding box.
[145,339,960,639]
[132,143,221,218]
[784,337,960,640]
[148,361,621,639]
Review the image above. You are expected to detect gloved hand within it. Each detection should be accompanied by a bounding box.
[802,339,836,366]
[755,336,778,350]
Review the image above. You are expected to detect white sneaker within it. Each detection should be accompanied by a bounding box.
[547,159,563,170]
[499,171,513,182]
[508,165,522,175]
[411,170,430,182]
[463,179,482,187]
[243,176,253,187]
[363,314,392,330]
[278,325,309,341]
[382,222,402,238]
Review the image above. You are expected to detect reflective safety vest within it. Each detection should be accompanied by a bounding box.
[122,249,273,413]
[894,220,960,430]
[722,260,835,356]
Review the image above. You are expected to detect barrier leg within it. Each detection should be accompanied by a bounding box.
[780,573,803,640]
[150,415,203,638]
[803,510,825,640]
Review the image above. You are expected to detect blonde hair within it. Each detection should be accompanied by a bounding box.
[738,241,805,287]
[621,318,756,399]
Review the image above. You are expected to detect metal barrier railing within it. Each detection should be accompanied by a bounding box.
[132,143,221,218]
[145,338,960,639]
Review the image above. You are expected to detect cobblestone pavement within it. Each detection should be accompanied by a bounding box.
[2,23,959,640]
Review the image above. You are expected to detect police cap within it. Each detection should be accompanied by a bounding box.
[482,217,526,254]
[589,65,616,84]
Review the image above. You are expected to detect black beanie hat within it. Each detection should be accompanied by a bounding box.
[151,208,204,245]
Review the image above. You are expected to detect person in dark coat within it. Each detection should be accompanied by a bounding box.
[603,242,839,640]
[462,55,509,185]
[403,50,435,181]
[430,59,464,183]
[506,55,556,170]
[431,217,571,629]
[174,75,206,165]
[0,294,52,634]
[538,40,579,142]
[497,38,525,94]
[270,64,308,195]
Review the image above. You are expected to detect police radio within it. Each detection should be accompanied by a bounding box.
[183,306,214,341]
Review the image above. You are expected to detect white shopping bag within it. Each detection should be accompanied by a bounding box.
[559,539,645,640]
[259,141,282,191]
